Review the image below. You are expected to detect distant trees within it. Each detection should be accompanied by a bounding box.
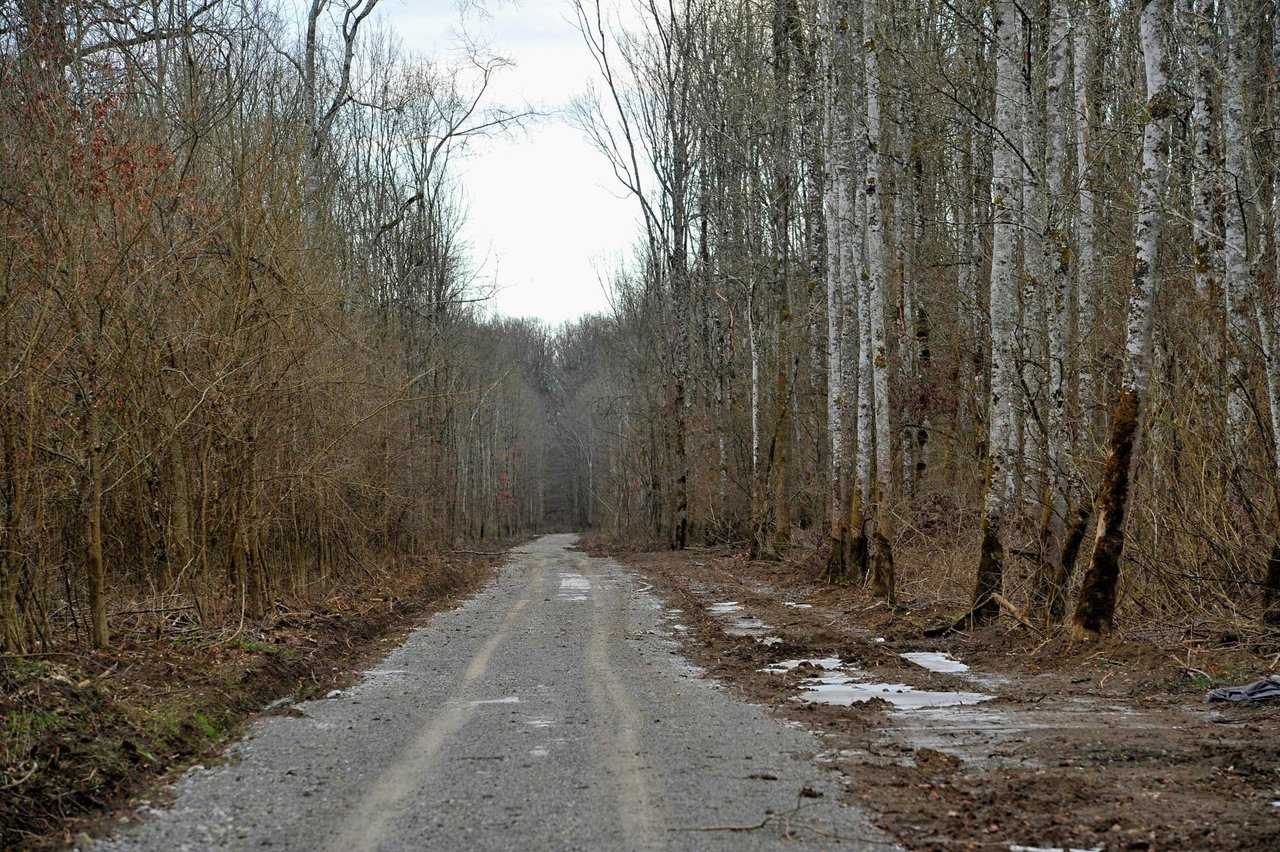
[572,0,1280,635]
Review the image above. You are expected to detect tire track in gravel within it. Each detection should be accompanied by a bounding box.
[323,562,545,852]
[93,536,893,851]
[583,555,663,849]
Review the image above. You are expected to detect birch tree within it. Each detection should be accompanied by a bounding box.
[862,0,894,600]
[969,0,1022,625]
[1072,0,1174,639]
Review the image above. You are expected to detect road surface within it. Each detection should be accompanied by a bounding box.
[96,535,890,850]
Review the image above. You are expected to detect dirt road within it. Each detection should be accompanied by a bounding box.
[94,535,890,850]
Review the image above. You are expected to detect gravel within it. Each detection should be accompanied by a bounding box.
[94,534,893,850]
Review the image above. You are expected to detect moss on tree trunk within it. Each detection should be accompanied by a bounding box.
[1073,388,1139,639]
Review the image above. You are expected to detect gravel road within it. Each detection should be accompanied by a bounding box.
[95,535,892,850]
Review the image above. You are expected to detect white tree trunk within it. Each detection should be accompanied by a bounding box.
[1072,0,1098,421]
[1221,0,1255,459]
[749,289,761,488]
[1021,12,1047,522]
[1039,0,1073,607]
[971,0,1022,621]
[823,2,846,554]
[863,0,894,599]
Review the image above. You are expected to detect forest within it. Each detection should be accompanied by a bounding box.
[4,0,1280,848]
[2,0,1280,653]
[561,0,1280,642]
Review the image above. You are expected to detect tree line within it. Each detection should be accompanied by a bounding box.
[568,0,1280,637]
[0,0,565,651]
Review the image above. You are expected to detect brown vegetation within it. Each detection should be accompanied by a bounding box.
[1,549,504,848]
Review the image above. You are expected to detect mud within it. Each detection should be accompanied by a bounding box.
[599,541,1280,851]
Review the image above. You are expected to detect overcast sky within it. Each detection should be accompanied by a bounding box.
[383,0,637,327]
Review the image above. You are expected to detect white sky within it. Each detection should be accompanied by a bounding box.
[384,0,638,326]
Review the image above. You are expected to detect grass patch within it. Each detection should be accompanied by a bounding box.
[192,712,222,741]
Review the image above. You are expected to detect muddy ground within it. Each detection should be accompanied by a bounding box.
[0,546,515,850]
[596,539,1280,851]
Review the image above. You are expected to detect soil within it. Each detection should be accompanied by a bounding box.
[0,545,519,850]
[592,537,1280,851]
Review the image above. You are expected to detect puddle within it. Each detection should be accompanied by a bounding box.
[901,652,969,674]
[798,675,992,709]
[558,573,590,600]
[671,623,689,632]
[759,636,784,646]
[762,657,844,673]
[882,701,1151,769]
[709,601,743,614]
[529,747,549,757]
[782,602,813,609]
[526,718,555,728]
[726,616,771,636]
[470,696,520,706]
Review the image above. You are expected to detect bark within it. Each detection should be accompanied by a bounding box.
[863,0,894,601]
[86,399,108,649]
[971,0,1022,624]
[1072,0,1099,425]
[1220,0,1254,461]
[824,8,849,577]
[1019,12,1046,523]
[1072,0,1172,640]
[1257,4,1280,626]
[1257,302,1280,624]
[1030,0,1075,623]
[1189,0,1220,304]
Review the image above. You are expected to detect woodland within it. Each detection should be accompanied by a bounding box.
[2,0,1280,658]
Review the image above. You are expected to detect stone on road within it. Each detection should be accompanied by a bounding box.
[96,535,892,850]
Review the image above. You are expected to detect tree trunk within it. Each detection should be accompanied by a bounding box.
[86,404,108,649]
[1073,0,1099,429]
[970,0,1022,625]
[1189,0,1220,304]
[1072,0,1172,640]
[1220,0,1254,462]
[1030,0,1075,623]
[863,0,894,601]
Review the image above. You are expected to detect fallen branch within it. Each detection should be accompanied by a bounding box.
[924,593,1043,638]
[108,605,198,617]
[993,593,1042,633]
[923,605,981,637]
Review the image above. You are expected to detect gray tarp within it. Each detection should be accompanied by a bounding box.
[1207,674,1280,703]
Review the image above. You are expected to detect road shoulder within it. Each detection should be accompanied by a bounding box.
[596,540,1280,851]
[1,546,515,850]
